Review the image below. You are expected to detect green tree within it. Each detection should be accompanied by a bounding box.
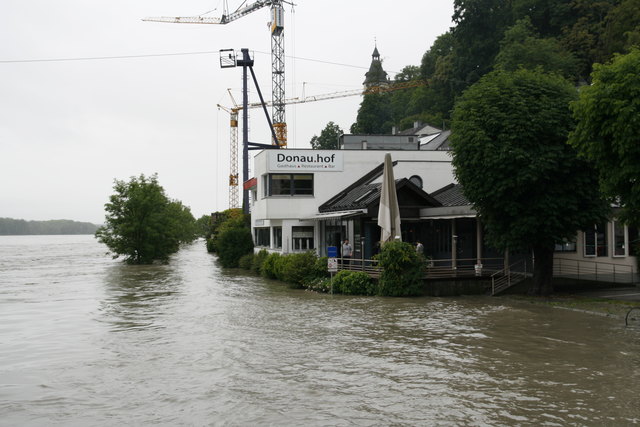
[569,49,640,226]
[451,69,606,296]
[95,174,196,264]
[310,121,343,149]
[195,214,213,238]
[601,0,640,56]
[495,17,579,81]
[216,227,254,268]
[351,93,393,134]
[450,0,514,92]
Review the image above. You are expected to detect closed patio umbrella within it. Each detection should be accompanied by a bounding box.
[377,153,401,242]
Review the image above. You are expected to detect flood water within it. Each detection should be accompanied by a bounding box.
[1,235,639,426]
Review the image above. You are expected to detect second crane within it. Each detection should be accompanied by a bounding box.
[144,0,292,147]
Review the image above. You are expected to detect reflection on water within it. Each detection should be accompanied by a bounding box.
[0,235,639,426]
[100,264,181,332]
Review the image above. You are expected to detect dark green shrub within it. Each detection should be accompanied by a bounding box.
[312,256,330,279]
[239,253,254,270]
[216,227,254,268]
[251,249,269,274]
[333,270,376,295]
[206,237,215,253]
[280,251,319,288]
[262,252,283,280]
[377,241,424,296]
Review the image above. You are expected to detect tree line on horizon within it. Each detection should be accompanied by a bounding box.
[0,218,100,235]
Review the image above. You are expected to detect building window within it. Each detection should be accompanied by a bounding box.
[268,174,313,196]
[273,226,282,249]
[555,238,576,253]
[613,221,626,257]
[292,226,314,251]
[262,175,268,198]
[255,227,270,247]
[629,226,640,256]
[584,223,607,257]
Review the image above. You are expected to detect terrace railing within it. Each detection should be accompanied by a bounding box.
[553,257,636,285]
[338,257,506,279]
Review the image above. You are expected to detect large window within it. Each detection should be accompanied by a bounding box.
[629,226,640,257]
[273,226,282,249]
[613,221,626,257]
[292,226,314,251]
[255,227,270,247]
[584,223,608,257]
[268,173,313,196]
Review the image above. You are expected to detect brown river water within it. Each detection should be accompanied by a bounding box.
[1,235,639,426]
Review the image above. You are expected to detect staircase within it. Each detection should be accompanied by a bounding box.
[491,260,528,296]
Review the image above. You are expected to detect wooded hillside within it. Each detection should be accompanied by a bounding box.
[351,0,640,134]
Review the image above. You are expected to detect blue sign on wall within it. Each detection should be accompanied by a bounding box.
[327,246,338,258]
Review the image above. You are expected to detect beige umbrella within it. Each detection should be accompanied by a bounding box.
[377,153,402,242]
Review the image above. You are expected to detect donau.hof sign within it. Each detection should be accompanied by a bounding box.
[268,150,344,172]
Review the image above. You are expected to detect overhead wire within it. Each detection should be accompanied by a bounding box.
[0,50,376,71]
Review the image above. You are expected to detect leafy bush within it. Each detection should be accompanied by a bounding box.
[251,249,270,274]
[332,270,376,295]
[377,241,424,296]
[312,256,330,279]
[216,227,254,268]
[280,251,319,288]
[261,252,283,280]
[239,253,254,270]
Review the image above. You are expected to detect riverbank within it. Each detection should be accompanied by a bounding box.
[505,291,640,320]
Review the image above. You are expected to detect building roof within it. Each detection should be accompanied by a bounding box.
[398,123,442,136]
[420,130,451,151]
[430,183,469,207]
[319,161,442,213]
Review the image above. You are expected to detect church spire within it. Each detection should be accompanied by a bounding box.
[363,42,388,87]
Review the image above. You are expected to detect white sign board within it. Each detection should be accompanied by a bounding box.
[327,257,338,272]
[268,150,344,172]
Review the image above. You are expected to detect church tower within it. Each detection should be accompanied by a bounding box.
[363,44,389,87]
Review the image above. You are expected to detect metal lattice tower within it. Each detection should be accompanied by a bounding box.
[270,2,287,146]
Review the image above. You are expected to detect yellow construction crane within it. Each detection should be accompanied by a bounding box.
[144,0,294,147]
[217,79,428,209]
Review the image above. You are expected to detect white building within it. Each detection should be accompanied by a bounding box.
[247,143,638,285]
[249,148,454,255]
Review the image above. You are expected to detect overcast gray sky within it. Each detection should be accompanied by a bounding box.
[0,0,454,223]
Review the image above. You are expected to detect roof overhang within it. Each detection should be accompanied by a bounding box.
[306,209,367,221]
[420,205,476,219]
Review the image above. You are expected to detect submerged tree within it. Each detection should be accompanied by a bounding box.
[451,68,607,296]
[95,174,196,264]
